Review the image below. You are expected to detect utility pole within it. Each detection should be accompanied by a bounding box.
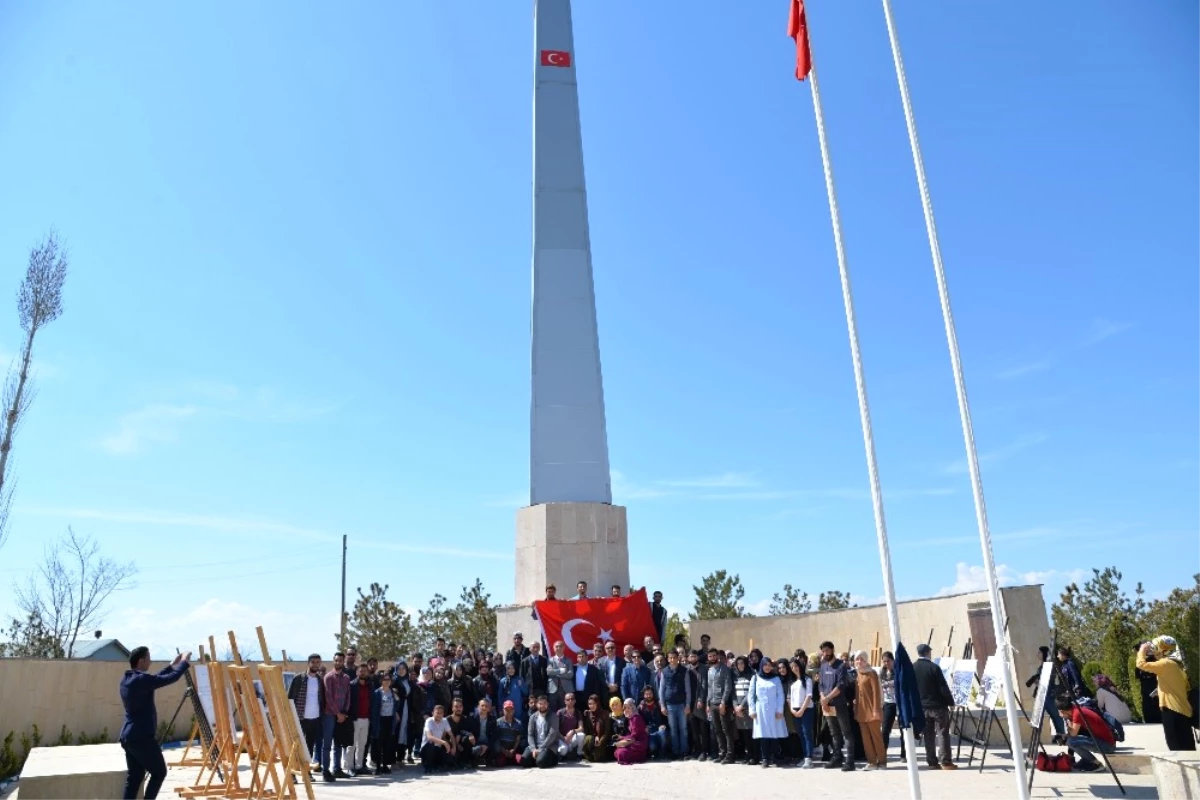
[339,534,347,651]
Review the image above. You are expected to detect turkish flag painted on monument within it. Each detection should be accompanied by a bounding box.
[540,49,572,68]
[788,0,812,81]
[535,588,657,656]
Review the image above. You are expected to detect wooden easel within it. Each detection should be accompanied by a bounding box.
[177,660,251,798]
[869,632,882,667]
[258,664,315,800]
[230,664,287,800]
[256,625,314,798]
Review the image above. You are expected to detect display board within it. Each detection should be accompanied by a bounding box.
[948,659,978,707]
[1029,661,1053,731]
[979,655,1008,710]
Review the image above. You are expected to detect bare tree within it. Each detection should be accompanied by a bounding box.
[16,527,136,658]
[0,230,68,550]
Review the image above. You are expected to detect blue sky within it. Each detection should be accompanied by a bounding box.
[0,1,1195,660]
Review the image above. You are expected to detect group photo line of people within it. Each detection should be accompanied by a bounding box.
[268,585,1196,782]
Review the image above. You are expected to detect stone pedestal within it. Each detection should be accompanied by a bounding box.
[514,502,629,606]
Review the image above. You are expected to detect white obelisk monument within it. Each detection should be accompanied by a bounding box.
[513,0,630,609]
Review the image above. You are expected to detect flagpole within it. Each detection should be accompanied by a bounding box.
[807,57,921,800]
[878,1,1029,795]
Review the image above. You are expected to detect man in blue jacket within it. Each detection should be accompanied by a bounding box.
[120,647,190,799]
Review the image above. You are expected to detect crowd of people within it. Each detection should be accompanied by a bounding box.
[280,585,1198,783]
[285,585,982,782]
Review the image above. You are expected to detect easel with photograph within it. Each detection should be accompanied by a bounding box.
[176,658,251,798]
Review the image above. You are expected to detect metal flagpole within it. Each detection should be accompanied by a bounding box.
[807,56,922,800]
[878,1,1029,796]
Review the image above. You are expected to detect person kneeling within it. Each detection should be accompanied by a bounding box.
[1058,696,1116,772]
[523,695,561,768]
[420,704,456,773]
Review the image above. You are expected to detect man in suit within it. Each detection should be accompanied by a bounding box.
[597,641,626,700]
[521,640,549,699]
[621,648,652,708]
[912,643,957,769]
[120,647,191,799]
[572,648,607,704]
[546,640,575,712]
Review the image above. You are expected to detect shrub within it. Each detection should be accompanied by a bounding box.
[1082,661,1103,692]
[0,732,18,781]
[53,725,72,747]
[1127,654,1144,722]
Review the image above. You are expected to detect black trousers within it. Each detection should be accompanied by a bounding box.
[757,737,779,763]
[371,718,395,767]
[689,712,709,755]
[881,702,905,756]
[709,708,736,756]
[825,706,855,764]
[300,717,322,762]
[122,737,168,800]
[1162,707,1197,751]
[521,745,559,768]
[420,741,449,770]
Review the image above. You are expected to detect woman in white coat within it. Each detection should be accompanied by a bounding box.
[743,655,788,768]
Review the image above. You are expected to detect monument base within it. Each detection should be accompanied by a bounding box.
[514,502,630,607]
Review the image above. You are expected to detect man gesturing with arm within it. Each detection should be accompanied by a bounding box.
[120,647,190,799]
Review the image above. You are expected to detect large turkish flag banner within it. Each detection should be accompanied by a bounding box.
[535,588,657,656]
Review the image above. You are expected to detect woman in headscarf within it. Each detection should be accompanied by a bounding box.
[789,655,815,768]
[744,655,788,768]
[581,694,613,762]
[853,650,886,769]
[1137,636,1196,751]
[497,661,528,727]
[416,667,437,719]
[732,655,756,764]
[1134,642,1163,724]
[615,698,649,765]
[609,695,628,738]
[1092,674,1133,724]
[449,663,477,712]
[775,658,796,764]
[392,662,417,765]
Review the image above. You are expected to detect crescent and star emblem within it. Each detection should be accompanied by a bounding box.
[560,618,595,652]
[547,52,566,66]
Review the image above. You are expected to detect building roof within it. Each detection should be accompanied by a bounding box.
[71,637,131,660]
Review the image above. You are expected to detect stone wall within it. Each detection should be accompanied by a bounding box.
[687,585,1050,694]
[0,658,296,745]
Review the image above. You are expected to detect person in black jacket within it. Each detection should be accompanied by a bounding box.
[573,649,608,704]
[120,647,190,799]
[911,643,957,769]
[522,641,550,699]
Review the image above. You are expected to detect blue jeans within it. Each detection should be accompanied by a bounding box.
[648,728,669,757]
[1044,695,1066,736]
[321,716,341,771]
[796,707,815,759]
[666,704,688,757]
[1067,735,1114,765]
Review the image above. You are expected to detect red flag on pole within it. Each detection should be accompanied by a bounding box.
[534,588,657,657]
[788,0,812,81]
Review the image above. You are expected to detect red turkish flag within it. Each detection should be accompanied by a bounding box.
[788,0,812,81]
[535,588,657,656]
[540,49,572,68]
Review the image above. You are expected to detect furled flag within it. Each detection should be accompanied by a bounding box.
[534,587,658,656]
[788,0,812,81]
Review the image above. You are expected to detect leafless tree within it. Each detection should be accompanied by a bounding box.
[16,527,136,658]
[0,230,68,550]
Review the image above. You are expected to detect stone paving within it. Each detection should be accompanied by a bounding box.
[160,741,1159,799]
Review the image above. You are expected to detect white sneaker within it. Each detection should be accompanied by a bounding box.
[801,758,813,769]
[864,763,876,771]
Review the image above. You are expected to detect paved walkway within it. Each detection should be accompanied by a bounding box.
[161,740,1159,799]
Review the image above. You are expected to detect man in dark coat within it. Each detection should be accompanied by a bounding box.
[912,643,957,769]
[572,648,608,704]
[120,647,191,799]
